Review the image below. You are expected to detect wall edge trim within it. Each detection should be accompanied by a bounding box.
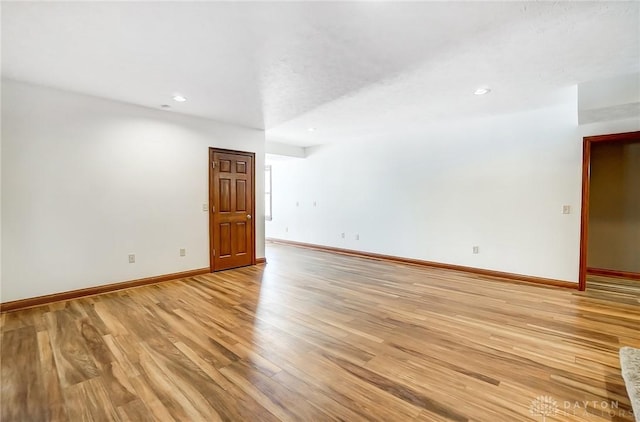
[1,267,211,313]
[587,267,640,281]
[267,238,578,290]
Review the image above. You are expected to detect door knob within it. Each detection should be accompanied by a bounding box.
[247,214,252,220]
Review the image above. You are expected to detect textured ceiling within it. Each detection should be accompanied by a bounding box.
[2,2,639,146]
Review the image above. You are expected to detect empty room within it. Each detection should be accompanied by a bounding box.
[1,1,639,421]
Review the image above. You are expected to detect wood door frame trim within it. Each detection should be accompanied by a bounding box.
[0,268,210,313]
[208,147,256,272]
[579,131,640,291]
[267,238,578,289]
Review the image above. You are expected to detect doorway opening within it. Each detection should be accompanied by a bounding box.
[579,131,640,290]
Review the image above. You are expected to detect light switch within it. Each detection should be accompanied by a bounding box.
[562,205,571,214]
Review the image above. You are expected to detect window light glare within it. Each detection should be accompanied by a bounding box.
[172,95,187,102]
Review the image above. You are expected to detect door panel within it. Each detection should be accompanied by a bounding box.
[210,149,255,271]
[220,159,231,172]
[220,223,232,257]
[219,179,231,212]
[236,222,247,254]
[236,180,247,211]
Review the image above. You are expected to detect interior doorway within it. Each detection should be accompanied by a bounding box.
[209,148,256,271]
[579,131,640,290]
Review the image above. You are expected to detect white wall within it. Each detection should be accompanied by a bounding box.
[266,141,305,158]
[1,79,265,302]
[578,73,640,125]
[266,96,584,282]
[579,117,640,138]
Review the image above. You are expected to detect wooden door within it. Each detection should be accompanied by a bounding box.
[209,148,255,271]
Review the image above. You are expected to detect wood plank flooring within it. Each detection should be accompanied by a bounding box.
[1,243,639,421]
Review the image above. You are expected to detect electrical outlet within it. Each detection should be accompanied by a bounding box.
[285,227,289,233]
[355,234,360,240]
[562,205,571,214]
[180,248,186,257]
[313,201,317,207]
[128,254,135,263]
[341,232,345,239]
[296,201,299,207]
[472,246,479,254]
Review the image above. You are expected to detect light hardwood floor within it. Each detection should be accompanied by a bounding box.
[1,243,639,421]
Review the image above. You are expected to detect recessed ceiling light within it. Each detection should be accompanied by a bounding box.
[172,95,187,102]
[160,104,171,109]
[307,127,316,132]
[474,87,491,96]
